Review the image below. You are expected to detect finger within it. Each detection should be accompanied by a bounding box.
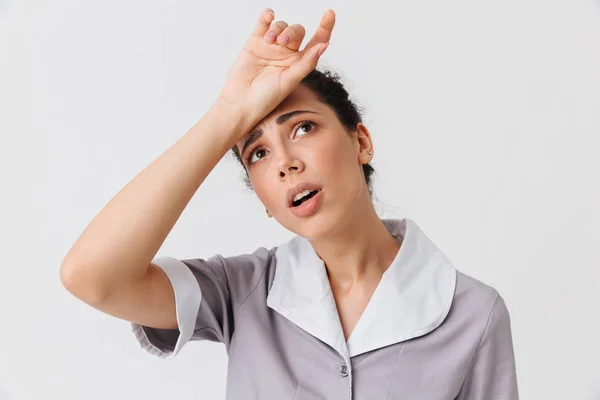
[304,9,336,52]
[276,24,306,51]
[252,8,275,38]
[264,20,289,44]
[281,42,329,90]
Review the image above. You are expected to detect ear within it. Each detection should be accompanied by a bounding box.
[354,123,374,164]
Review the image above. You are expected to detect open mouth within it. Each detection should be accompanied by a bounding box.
[291,190,320,207]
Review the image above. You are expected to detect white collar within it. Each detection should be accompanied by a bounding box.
[266,218,457,364]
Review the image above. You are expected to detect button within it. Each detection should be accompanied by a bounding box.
[339,363,348,377]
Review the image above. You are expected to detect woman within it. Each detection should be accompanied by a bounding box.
[60,8,519,399]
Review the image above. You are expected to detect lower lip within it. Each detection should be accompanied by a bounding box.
[290,190,323,218]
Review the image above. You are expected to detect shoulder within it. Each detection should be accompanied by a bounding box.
[452,273,519,399]
[211,245,277,283]
[178,246,277,308]
[206,245,275,268]
[448,270,511,335]
[454,270,501,308]
[181,245,276,275]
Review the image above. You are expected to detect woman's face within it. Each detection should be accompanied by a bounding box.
[236,84,373,240]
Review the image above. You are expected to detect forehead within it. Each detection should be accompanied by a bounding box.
[275,84,318,110]
[236,85,321,150]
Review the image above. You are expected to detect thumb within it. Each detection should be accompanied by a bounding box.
[282,42,329,89]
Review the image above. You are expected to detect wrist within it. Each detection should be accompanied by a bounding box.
[207,99,253,144]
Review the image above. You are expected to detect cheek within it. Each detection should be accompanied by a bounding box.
[313,138,358,184]
[251,174,279,208]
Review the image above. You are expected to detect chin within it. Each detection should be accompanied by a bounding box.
[282,209,341,241]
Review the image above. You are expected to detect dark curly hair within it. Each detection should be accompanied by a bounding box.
[230,68,376,197]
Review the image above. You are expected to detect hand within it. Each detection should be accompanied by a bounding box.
[216,8,335,136]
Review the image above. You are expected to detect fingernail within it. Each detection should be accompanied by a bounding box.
[265,31,277,43]
[278,34,290,45]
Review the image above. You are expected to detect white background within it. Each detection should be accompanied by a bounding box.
[1,0,599,399]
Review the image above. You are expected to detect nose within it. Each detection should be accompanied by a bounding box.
[276,148,304,178]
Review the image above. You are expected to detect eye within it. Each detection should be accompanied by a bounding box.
[294,120,317,138]
[244,120,318,167]
[245,146,267,166]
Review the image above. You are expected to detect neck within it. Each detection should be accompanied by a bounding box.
[308,200,402,289]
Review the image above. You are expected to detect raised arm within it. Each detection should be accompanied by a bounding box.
[59,8,334,330]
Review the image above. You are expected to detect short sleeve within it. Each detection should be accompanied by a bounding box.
[130,247,271,359]
[457,294,519,399]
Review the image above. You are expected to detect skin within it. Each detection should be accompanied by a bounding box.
[60,8,402,338]
[235,84,403,339]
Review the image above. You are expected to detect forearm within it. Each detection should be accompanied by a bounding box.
[60,101,249,301]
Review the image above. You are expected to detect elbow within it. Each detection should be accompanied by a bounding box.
[60,262,108,305]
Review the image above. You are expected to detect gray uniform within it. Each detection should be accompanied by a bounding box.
[131,218,519,399]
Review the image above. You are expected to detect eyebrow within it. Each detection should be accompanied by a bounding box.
[239,110,319,160]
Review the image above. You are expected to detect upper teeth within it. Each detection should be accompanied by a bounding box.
[293,189,314,202]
